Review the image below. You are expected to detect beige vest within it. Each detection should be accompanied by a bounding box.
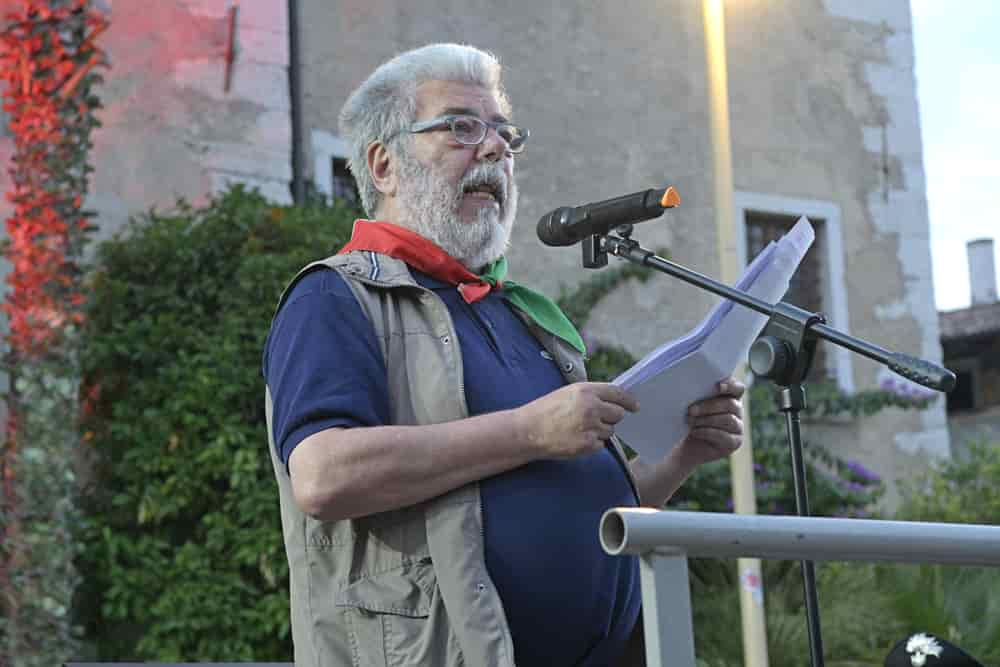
[265,251,640,666]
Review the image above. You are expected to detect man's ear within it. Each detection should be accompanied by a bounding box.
[367,141,397,198]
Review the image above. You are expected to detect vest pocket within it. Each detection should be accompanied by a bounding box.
[335,559,463,666]
[335,558,434,617]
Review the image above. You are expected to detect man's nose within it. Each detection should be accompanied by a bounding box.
[476,127,507,162]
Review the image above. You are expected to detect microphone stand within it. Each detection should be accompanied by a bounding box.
[582,226,955,667]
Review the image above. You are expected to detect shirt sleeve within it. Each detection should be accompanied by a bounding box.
[263,268,391,465]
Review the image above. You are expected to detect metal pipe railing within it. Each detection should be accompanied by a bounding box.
[601,508,1000,565]
[599,508,1000,667]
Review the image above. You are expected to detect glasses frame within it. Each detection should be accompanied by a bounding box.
[403,114,529,154]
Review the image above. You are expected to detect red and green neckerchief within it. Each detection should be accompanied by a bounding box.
[338,220,586,355]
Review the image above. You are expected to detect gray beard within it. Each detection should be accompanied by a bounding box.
[394,153,518,272]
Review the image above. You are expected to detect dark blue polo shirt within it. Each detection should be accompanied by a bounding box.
[263,266,640,666]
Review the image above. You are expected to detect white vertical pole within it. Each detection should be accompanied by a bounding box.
[702,2,770,665]
[640,552,696,667]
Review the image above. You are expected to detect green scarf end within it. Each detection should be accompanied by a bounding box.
[480,258,586,356]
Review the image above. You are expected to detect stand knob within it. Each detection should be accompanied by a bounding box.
[749,335,793,381]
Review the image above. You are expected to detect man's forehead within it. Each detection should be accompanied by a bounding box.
[414,80,509,121]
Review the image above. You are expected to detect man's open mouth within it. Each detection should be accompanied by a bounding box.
[462,182,502,207]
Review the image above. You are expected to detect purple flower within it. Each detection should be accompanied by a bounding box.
[846,459,881,483]
[880,375,937,402]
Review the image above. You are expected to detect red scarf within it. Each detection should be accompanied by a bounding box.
[337,220,499,303]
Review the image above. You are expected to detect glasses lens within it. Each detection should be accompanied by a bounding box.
[499,125,527,153]
[450,117,485,144]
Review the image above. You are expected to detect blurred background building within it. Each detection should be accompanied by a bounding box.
[940,238,1000,453]
[0,0,955,508]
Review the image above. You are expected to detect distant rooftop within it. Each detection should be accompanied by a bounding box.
[939,300,1000,340]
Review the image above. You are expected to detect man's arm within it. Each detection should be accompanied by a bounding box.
[628,377,745,508]
[290,382,639,521]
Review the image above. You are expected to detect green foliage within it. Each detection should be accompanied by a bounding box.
[1,361,84,666]
[875,564,1000,663]
[75,186,358,660]
[555,258,653,331]
[899,438,1000,525]
[880,439,1000,663]
[691,561,903,667]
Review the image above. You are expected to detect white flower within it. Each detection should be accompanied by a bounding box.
[906,633,944,667]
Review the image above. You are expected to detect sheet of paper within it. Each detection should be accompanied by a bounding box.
[612,217,814,462]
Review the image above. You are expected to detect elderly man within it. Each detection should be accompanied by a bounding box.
[263,43,744,667]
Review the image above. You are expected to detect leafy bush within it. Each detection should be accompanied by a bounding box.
[899,438,1000,525]
[75,187,357,660]
[879,439,1000,663]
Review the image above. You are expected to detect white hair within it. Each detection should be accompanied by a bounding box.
[338,43,511,216]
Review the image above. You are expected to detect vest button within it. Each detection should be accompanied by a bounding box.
[441,335,451,345]
[563,362,574,373]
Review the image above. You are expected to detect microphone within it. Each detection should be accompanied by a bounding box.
[536,186,681,247]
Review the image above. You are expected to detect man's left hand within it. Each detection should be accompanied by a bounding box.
[674,376,746,467]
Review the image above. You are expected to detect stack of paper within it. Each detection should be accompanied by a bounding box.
[613,217,815,461]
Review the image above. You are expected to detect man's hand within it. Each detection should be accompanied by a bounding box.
[629,376,746,507]
[514,382,639,459]
[674,376,746,467]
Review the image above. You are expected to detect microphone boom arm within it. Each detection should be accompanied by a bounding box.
[593,231,955,393]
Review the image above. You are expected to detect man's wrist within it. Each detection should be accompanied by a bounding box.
[665,438,702,475]
[508,406,539,456]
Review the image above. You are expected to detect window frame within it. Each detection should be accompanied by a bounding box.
[733,191,854,393]
[311,128,354,204]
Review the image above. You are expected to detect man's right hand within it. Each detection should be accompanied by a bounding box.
[514,382,640,459]
[291,383,639,521]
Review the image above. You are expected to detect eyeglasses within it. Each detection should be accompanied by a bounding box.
[403,114,530,154]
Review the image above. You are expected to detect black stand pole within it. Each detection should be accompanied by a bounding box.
[781,386,825,667]
[581,227,955,667]
[748,304,828,667]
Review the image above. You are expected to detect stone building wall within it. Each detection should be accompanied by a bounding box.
[0,0,293,247]
[724,0,949,505]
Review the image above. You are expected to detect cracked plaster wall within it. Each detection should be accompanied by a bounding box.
[0,0,291,246]
[727,0,947,506]
[78,0,292,248]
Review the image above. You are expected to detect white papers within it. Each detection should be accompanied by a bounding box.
[612,217,815,461]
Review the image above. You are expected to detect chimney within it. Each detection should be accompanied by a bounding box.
[967,238,998,305]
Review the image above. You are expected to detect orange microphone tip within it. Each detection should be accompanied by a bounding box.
[660,186,681,208]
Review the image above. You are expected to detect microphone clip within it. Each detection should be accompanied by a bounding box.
[582,223,635,269]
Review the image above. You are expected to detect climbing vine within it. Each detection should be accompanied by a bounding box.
[0,1,107,663]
